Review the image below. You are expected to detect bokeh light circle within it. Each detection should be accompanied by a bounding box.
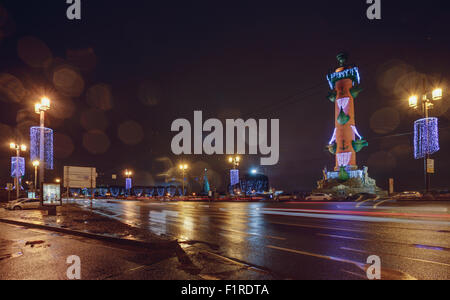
[118,120,144,145]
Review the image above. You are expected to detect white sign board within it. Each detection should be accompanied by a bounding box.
[64,166,97,188]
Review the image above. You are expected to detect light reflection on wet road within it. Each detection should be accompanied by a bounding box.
[69,199,450,279]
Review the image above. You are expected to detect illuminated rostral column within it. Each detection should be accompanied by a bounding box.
[326,53,367,180]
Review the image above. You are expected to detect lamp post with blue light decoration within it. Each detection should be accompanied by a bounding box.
[409,88,443,193]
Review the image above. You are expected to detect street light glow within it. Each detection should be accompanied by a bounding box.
[432,88,443,101]
[409,95,418,108]
[251,169,257,174]
[9,142,15,149]
[32,160,40,167]
[35,97,51,114]
[21,145,27,152]
[40,97,50,110]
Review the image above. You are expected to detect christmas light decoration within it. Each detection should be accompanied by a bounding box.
[230,169,239,186]
[337,97,350,114]
[329,128,337,145]
[325,54,365,172]
[326,66,360,89]
[125,178,132,190]
[110,187,120,197]
[157,187,165,196]
[30,126,54,170]
[351,125,362,140]
[11,157,25,177]
[414,117,440,159]
[337,152,352,167]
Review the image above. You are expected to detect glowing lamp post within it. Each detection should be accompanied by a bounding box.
[408,88,444,192]
[179,164,189,196]
[124,170,133,195]
[34,97,51,186]
[10,143,27,199]
[228,156,241,194]
[32,160,39,195]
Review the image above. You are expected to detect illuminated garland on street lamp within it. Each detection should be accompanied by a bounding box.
[414,117,440,159]
[11,157,25,177]
[30,126,54,170]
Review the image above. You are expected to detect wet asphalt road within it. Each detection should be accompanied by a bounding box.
[70,199,450,280]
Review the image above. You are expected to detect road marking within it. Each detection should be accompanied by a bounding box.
[260,210,450,226]
[355,196,364,202]
[373,199,390,208]
[341,247,450,267]
[356,199,373,208]
[270,221,365,233]
[220,228,286,241]
[267,245,364,268]
[318,233,450,252]
[317,233,367,241]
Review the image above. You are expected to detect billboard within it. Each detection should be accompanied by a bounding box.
[41,183,62,206]
[64,166,97,189]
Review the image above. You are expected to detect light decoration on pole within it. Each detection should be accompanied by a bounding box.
[11,157,25,178]
[30,126,54,170]
[414,117,440,159]
[125,178,132,190]
[230,169,239,186]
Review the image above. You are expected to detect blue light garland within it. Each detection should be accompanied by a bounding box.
[30,126,54,170]
[326,67,361,90]
[414,117,440,159]
[230,169,239,186]
[11,157,25,177]
[125,178,132,190]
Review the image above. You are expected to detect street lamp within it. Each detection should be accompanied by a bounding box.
[32,160,39,195]
[55,178,61,183]
[179,164,189,196]
[35,96,51,187]
[228,156,241,169]
[408,87,444,193]
[10,142,27,199]
[124,169,133,195]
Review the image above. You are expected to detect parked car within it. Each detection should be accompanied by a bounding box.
[393,191,422,200]
[305,193,333,201]
[6,198,41,210]
[275,194,298,202]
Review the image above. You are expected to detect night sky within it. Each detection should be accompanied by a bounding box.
[0,0,449,192]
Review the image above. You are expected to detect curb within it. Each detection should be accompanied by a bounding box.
[0,217,179,251]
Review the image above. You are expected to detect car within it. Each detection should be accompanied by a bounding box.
[393,191,422,200]
[6,198,41,210]
[305,193,333,201]
[275,194,298,202]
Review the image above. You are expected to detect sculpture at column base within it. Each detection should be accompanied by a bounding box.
[316,166,386,197]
